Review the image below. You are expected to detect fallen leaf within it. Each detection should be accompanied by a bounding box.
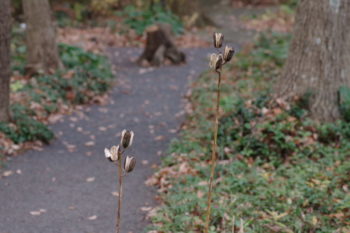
[154,136,164,141]
[88,215,97,220]
[48,114,63,124]
[30,211,41,216]
[169,85,179,90]
[86,177,95,182]
[111,191,119,197]
[64,143,76,152]
[140,206,152,212]
[69,117,78,122]
[168,129,177,133]
[85,151,92,156]
[98,127,107,131]
[30,209,46,216]
[3,170,13,177]
[85,141,95,147]
[98,108,108,113]
[145,177,158,186]
[145,207,160,220]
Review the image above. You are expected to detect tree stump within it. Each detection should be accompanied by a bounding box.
[137,23,186,66]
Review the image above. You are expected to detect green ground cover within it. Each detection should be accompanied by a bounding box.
[148,33,350,233]
[0,29,113,156]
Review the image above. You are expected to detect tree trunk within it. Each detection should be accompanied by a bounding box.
[138,24,185,66]
[23,0,62,74]
[276,0,350,122]
[0,0,11,122]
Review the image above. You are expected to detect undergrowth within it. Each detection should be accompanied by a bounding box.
[0,31,113,154]
[147,33,350,233]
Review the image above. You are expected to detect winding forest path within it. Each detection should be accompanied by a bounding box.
[0,48,211,233]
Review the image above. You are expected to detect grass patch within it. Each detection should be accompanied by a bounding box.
[147,33,350,233]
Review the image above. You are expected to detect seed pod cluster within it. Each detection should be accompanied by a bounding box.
[210,32,235,71]
[104,129,137,174]
[105,129,137,233]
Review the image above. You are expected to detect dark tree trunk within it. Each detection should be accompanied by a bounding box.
[138,24,185,66]
[275,0,350,122]
[23,0,62,74]
[0,0,11,122]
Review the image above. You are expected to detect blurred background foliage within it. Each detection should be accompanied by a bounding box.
[11,0,298,30]
[13,0,172,19]
[12,0,184,34]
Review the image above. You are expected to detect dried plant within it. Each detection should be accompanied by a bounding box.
[104,129,136,233]
[205,33,235,233]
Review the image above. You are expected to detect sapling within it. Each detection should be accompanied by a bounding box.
[104,129,136,233]
[204,33,235,233]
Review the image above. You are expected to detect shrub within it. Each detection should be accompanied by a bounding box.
[0,104,54,144]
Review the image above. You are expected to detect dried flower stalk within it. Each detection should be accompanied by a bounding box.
[204,33,235,233]
[104,129,136,233]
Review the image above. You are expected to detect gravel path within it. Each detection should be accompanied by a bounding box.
[0,47,212,233]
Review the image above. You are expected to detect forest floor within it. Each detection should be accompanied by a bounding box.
[0,1,281,232]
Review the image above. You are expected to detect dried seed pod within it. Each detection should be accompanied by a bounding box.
[213,32,223,48]
[105,146,120,162]
[209,53,217,69]
[209,53,223,71]
[215,54,223,71]
[120,130,134,149]
[110,145,120,161]
[223,46,235,62]
[124,156,136,173]
[104,148,114,162]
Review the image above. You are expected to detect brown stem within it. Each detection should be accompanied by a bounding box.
[204,71,222,233]
[116,152,124,233]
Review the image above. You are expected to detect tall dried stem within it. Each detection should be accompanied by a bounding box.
[204,70,222,233]
[116,152,123,233]
[105,130,136,233]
